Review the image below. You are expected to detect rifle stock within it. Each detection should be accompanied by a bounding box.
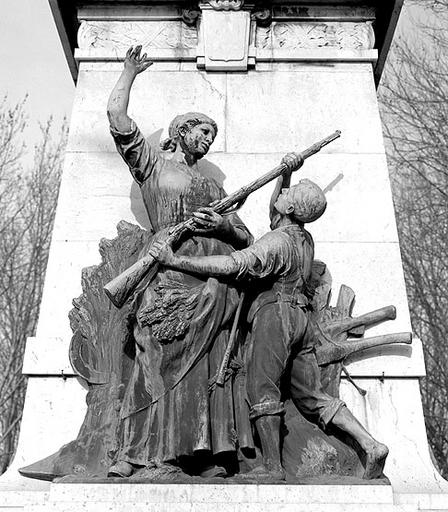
[104,221,189,308]
[327,305,397,337]
[104,254,156,308]
[104,130,341,308]
[316,331,412,366]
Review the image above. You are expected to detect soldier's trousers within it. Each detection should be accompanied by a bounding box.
[246,301,344,429]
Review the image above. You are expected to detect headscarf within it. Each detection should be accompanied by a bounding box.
[160,112,218,151]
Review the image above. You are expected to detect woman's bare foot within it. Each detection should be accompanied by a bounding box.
[363,442,389,479]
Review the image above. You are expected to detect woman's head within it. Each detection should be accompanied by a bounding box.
[161,112,218,159]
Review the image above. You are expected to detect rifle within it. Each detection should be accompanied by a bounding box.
[104,130,341,308]
[215,291,245,387]
[314,302,412,365]
[325,305,397,338]
[315,331,412,366]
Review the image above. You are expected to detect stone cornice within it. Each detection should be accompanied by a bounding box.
[49,0,403,82]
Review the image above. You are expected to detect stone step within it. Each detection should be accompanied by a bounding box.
[22,483,420,512]
[19,484,448,512]
[396,492,448,512]
[0,490,48,512]
[27,503,418,512]
[48,483,394,504]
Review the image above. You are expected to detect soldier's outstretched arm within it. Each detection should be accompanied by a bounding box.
[149,240,239,277]
[269,153,304,221]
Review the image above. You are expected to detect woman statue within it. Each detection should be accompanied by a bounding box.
[106,46,253,478]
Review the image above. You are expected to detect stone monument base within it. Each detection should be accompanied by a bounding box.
[3,3,447,512]
[1,483,448,512]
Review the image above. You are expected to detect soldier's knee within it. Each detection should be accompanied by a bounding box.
[249,400,285,421]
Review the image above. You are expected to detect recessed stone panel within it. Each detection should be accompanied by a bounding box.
[36,240,102,340]
[225,65,384,154]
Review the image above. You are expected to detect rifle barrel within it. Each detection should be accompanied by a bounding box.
[214,130,341,214]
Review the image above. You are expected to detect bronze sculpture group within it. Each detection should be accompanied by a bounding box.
[20,46,412,484]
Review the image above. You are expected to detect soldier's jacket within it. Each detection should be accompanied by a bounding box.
[231,224,314,322]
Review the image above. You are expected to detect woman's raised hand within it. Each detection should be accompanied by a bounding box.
[124,45,153,75]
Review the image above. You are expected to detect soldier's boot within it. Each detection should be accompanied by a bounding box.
[253,415,285,481]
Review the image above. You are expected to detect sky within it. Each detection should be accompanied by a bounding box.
[0,0,74,148]
[0,1,422,151]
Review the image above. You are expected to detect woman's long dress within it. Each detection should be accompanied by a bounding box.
[111,122,252,466]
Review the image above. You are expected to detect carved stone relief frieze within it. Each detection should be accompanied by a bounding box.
[256,21,375,51]
[77,21,198,51]
[76,12,376,68]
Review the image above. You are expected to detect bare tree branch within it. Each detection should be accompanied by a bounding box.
[379,5,448,477]
[0,97,67,474]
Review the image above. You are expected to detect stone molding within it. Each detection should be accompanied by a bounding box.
[77,20,374,54]
[272,5,376,22]
[75,6,377,68]
[22,334,425,378]
[205,0,245,11]
[252,8,272,27]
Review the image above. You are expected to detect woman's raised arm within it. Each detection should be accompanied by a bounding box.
[107,46,152,132]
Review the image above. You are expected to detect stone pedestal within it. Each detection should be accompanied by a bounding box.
[22,484,417,512]
[4,483,448,512]
[1,1,448,511]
